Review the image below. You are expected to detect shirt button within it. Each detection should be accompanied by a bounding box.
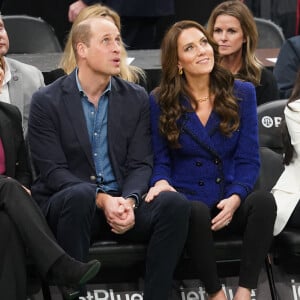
[195,161,202,167]
[215,177,222,184]
[198,181,204,186]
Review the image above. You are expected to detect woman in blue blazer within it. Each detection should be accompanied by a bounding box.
[146,20,276,300]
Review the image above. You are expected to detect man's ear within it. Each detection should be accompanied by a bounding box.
[77,42,87,58]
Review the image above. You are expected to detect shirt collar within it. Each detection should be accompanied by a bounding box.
[3,57,12,86]
[75,68,112,97]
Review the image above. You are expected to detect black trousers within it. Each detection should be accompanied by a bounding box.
[185,190,276,294]
[0,177,64,300]
[45,182,191,300]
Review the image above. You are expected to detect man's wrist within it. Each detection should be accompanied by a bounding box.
[126,197,138,209]
[96,192,110,208]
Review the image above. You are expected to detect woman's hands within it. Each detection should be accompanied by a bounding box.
[211,194,241,231]
[145,180,176,202]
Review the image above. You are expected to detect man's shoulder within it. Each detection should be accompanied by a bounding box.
[32,72,74,102]
[6,57,42,75]
[111,76,148,96]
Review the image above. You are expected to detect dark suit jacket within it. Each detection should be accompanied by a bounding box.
[28,71,153,212]
[0,102,31,187]
[82,0,175,17]
[273,35,300,99]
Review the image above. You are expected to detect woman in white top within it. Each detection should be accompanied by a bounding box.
[272,70,300,235]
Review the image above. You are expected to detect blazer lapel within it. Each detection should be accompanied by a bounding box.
[7,63,24,114]
[181,107,221,158]
[106,78,123,164]
[61,74,95,170]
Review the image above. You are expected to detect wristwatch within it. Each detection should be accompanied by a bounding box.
[126,196,138,209]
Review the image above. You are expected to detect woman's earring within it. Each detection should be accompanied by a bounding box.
[178,68,183,75]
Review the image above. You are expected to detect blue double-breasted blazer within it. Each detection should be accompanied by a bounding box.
[149,80,260,208]
[28,71,153,212]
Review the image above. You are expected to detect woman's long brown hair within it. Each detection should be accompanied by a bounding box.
[155,20,239,148]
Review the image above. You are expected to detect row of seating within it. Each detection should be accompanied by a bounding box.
[30,99,298,300]
[3,15,285,54]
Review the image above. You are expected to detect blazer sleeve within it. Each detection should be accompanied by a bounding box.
[273,37,300,99]
[224,81,261,200]
[118,87,153,201]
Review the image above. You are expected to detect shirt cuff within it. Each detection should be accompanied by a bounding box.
[96,186,106,195]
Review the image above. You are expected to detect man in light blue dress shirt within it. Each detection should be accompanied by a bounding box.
[28,17,191,300]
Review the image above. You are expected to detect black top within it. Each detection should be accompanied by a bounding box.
[256,67,280,105]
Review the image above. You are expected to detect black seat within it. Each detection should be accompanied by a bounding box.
[255,17,285,49]
[274,228,300,274]
[255,99,287,192]
[88,234,245,283]
[2,15,62,54]
[87,224,276,299]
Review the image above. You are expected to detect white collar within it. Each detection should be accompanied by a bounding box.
[2,57,12,85]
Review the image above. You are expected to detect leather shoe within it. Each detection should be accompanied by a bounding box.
[48,255,101,286]
[58,286,80,300]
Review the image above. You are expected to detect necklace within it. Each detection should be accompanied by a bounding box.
[195,96,209,103]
